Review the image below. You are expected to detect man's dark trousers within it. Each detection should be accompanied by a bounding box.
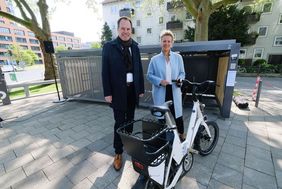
[113,84,136,154]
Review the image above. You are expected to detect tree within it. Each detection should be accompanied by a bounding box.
[209,5,258,46]
[101,22,112,46]
[8,44,39,66]
[0,0,56,80]
[184,26,195,42]
[55,45,67,52]
[24,49,39,65]
[8,44,23,65]
[91,42,101,49]
[182,0,239,41]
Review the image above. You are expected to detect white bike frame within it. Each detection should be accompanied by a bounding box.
[148,100,212,189]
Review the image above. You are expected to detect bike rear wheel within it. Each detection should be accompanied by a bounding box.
[194,121,219,156]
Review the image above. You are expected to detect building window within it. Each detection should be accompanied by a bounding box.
[258,26,268,37]
[20,45,28,49]
[29,39,39,44]
[0,44,10,49]
[73,44,80,48]
[16,37,27,43]
[66,38,72,42]
[14,29,25,36]
[159,17,163,24]
[28,31,35,37]
[147,28,152,34]
[135,0,141,8]
[136,20,140,27]
[0,27,10,34]
[239,49,247,59]
[137,36,141,43]
[73,39,79,43]
[0,20,4,24]
[262,3,272,13]
[0,52,8,57]
[0,35,12,41]
[51,36,57,40]
[274,36,282,46]
[279,14,282,24]
[111,6,117,14]
[253,48,264,59]
[58,36,65,41]
[31,46,40,51]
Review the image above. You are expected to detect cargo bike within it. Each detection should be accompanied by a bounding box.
[117,80,219,189]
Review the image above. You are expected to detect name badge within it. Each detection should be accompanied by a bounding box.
[126,73,133,82]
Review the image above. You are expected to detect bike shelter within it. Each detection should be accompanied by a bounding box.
[139,40,240,118]
[56,40,240,118]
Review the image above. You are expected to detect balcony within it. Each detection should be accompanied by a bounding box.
[246,12,261,24]
[166,21,183,30]
[167,1,184,11]
[119,8,134,18]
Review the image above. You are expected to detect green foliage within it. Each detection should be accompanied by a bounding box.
[238,59,245,66]
[101,22,112,46]
[55,45,67,52]
[91,42,101,49]
[8,44,39,66]
[276,64,282,73]
[253,59,267,66]
[184,26,195,42]
[209,5,257,46]
[24,50,39,66]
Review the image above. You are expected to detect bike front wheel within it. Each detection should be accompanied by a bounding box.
[194,121,219,156]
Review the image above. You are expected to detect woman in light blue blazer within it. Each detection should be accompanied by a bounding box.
[147,30,186,141]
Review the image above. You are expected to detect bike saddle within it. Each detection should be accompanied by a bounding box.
[150,105,170,117]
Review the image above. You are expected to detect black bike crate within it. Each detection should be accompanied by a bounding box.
[117,119,169,167]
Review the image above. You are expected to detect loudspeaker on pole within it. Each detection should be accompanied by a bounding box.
[43,41,55,54]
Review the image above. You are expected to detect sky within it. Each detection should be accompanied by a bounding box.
[48,0,103,43]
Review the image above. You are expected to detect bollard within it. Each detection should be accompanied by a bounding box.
[255,79,262,107]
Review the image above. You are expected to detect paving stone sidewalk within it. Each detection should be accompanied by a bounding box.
[0,77,281,189]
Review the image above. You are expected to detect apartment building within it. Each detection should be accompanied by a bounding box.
[102,0,194,45]
[102,0,282,64]
[239,0,282,65]
[0,0,81,65]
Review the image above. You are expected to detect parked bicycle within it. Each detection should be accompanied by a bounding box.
[117,79,219,189]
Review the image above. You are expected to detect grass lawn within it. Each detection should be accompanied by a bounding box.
[24,64,44,70]
[9,83,61,99]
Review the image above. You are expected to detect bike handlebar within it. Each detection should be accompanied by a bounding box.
[171,79,215,87]
[172,79,217,102]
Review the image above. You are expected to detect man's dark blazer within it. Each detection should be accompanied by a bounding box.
[102,38,145,111]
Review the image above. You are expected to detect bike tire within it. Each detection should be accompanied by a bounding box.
[194,121,219,156]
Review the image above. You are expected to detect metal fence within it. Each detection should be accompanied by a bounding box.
[57,52,157,106]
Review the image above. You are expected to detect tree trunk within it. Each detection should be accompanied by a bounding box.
[194,3,211,41]
[39,40,56,80]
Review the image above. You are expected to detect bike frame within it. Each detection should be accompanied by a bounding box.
[152,99,212,189]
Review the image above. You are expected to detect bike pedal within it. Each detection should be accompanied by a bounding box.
[189,148,199,154]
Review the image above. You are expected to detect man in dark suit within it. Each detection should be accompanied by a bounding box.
[102,16,144,171]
